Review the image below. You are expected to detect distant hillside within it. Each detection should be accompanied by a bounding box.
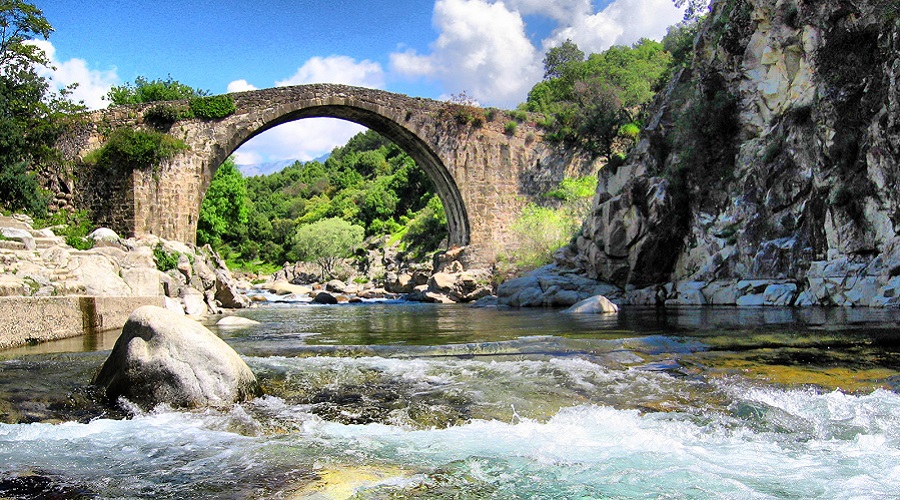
[237,153,331,177]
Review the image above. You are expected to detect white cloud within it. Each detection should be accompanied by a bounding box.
[544,0,685,54]
[27,40,118,110]
[230,55,384,167]
[226,79,258,93]
[276,55,385,88]
[389,0,685,108]
[390,0,540,109]
[504,0,592,21]
[234,119,366,166]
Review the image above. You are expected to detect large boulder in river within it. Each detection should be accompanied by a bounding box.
[93,306,262,409]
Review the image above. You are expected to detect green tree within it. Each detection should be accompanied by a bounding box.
[106,76,208,105]
[292,217,364,279]
[0,0,83,215]
[525,38,671,158]
[542,39,585,80]
[197,157,249,247]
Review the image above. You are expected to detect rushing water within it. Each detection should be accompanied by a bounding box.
[2,303,900,498]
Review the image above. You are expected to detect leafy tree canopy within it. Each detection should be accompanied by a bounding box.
[524,38,670,159]
[0,0,83,216]
[197,157,249,247]
[542,39,585,80]
[106,76,208,106]
[292,217,364,280]
[201,129,448,270]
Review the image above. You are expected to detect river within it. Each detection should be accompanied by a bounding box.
[1,302,899,498]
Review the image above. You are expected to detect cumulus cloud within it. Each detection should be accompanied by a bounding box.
[389,0,685,107]
[27,40,118,110]
[544,0,685,54]
[390,0,540,108]
[232,55,384,167]
[233,119,366,166]
[226,79,258,93]
[276,55,385,88]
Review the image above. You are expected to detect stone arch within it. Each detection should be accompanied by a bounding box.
[199,100,471,248]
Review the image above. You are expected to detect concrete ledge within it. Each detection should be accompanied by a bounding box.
[0,296,164,350]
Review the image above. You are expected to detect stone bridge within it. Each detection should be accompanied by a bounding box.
[64,84,573,265]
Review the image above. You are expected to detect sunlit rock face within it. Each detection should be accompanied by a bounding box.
[93,305,262,409]
[572,0,900,306]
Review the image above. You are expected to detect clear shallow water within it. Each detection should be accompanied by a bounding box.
[1,303,900,498]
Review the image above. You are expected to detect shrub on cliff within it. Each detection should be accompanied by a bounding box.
[84,128,187,171]
[189,95,236,120]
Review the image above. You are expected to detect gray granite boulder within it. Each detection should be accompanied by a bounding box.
[93,306,261,409]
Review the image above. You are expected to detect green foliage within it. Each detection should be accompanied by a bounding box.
[674,0,711,20]
[502,175,597,272]
[662,18,702,72]
[143,102,192,126]
[189,94,236,120]
[106,76,207,106]
[525,38,671,159]
[152,243,181,272]
[86,128,187,171]
[400,195,448,260]
[508,204,581,270]
[505,121,518,135]
[34,209,95,249]
[545,175,599,201]
[197,157,249,247]
[204,129,448,268]
[542,39,585,80]
[510,110,528,122]
[293,217,364,279]
[0,1,84,217]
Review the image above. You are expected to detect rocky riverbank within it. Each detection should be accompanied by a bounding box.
[0,214,250,348]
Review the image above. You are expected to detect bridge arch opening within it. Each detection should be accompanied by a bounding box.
[198,103,470,254]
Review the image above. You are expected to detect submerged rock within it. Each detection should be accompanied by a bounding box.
[93,305,262,409]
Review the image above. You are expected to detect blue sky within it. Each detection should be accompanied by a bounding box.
[34,0,685,169]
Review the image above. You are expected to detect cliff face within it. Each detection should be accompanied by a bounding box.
[572,0,900,306]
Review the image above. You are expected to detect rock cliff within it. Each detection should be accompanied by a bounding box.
[571,0,900,306]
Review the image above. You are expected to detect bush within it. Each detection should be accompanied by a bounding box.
[510,110,528,122]
[189,95,236,120]
[87,128,188,171]
[505,121,518,135]
[0,161,48,217]
[506,204,580,270]
[35,209,95,249]
[153,243,181,272]
[144,103,191,126]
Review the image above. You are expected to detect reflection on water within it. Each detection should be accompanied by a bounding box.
[1,303,900,498]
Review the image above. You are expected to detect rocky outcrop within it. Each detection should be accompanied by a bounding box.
[93,306,261,409]
[572,0,900,307]
[0,216,250,317]
[497,265,622,308]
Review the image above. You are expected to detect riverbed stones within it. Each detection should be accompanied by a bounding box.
[93,305,261,409]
